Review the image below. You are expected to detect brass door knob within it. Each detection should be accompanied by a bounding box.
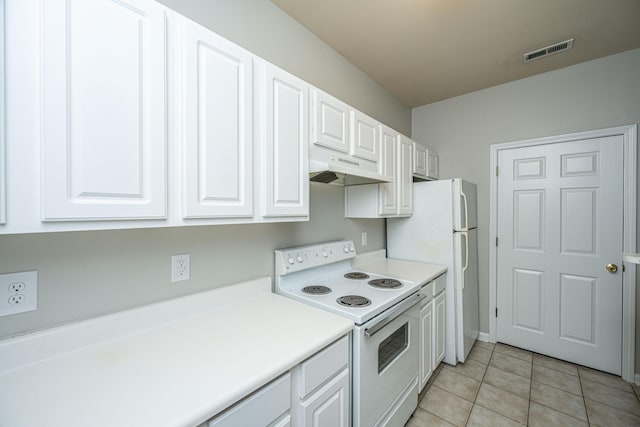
[606,263,618,273]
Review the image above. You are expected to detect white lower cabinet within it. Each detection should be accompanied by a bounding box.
[419,293,434,390]
[208,373,291,427]
[204,335,349,427]
[418,274,446,390]
[292,335,350,427]
[433,285,446,369]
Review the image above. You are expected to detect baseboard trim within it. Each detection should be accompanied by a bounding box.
[478,332,492,343]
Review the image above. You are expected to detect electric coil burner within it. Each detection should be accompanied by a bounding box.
[302,285,332,295]
[344,272,370,280]
[337,295,371,307]
[368,278,403,289]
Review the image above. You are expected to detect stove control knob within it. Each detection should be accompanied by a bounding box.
[321,250,328,258]
[297,255,303,263]
[349,245,355,252]
[343,246,349,254]
[288,257,295,265]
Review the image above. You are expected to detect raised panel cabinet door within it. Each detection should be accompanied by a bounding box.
[41,0,167,221]
[299,369,349,427]
[258,62,309,217]
[311,90,350,153]
[180,18,253,218]
[398,136,413,216]
[0,0,5,224]
[350,110,379,163]
[427,149,439,179]
[433,291,446,368]
[419,302,433,390]
[378,125,397,215]
[413,142,427,178]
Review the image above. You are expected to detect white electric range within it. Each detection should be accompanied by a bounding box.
[275,240,424,427]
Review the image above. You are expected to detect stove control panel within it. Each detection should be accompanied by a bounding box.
[275,240,356,275]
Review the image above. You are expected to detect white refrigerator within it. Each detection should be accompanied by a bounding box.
[387,179,480,364]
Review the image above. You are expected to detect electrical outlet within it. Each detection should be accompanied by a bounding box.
[361,231,368,246]
[0,271,38,317]
[171,254,190,282]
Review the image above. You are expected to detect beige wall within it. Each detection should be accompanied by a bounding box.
[0,0,411,338]
[411,49,640,370]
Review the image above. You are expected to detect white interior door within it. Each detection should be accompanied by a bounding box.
[496,135,624,374]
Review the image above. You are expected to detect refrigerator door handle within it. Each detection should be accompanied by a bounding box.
[460,189,469,231]
[461,231,469,287]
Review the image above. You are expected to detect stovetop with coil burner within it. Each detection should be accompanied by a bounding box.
[274,241,420,325]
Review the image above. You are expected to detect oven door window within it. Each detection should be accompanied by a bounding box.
[378,322,409,373]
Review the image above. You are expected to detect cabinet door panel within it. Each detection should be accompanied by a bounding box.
[351,110,379,163]
[260,64,308,217]
[182,19,253,218]
[379,126,397,215]
[427,149,439,179]
[398,137,413,215]
[420,302,433,390]
[42,0,167,221]
[0,0,5,224]
[433,292,446,368]
[300,369,349,427]
[413,142,428,177]
[311,90,349,153]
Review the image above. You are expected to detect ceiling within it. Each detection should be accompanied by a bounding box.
[272,0,640,107]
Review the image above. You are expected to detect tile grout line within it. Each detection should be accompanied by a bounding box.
[577,368,592,426]
[464,343,494,427]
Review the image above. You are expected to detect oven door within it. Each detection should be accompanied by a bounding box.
[352,292,424,427]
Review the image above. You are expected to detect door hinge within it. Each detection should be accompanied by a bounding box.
[623,264,626,272]
[496,166,499,176]
[495,237,498,247]
[496,308,498,317]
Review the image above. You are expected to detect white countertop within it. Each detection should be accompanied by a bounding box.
[353,249,447,285]
[0,277,353,427]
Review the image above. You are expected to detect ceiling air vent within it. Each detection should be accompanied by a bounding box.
[523,38,574,62]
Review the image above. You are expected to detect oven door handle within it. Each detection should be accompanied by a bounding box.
[364,293,426,338]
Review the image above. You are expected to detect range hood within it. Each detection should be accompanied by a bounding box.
[309,160,392,186]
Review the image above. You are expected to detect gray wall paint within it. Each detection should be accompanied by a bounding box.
[157,0,411,135]
[0,0,412,339]
[0,184,385,338]
[411,49,640,370]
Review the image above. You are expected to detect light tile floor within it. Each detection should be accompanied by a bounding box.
[406,342,640,426]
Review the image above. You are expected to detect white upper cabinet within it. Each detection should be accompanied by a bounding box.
[397,135,413,216]
[413,142,428,178]
[256,61,309,218]
[311,90,350,153]
[0,0,5,225]
[309,89,383,180]
[413,142,439,181]
[379,125,398,215]
[345,130,414,218]
[178,17,253,218]
[41,0,167,221]
[427,149,439,180]
[350,110,379,163]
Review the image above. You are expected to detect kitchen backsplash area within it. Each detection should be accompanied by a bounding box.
[0,183,384,339]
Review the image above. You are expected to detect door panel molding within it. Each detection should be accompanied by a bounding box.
[489,124,637,381]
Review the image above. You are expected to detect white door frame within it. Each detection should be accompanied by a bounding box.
[489,124,637,382]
